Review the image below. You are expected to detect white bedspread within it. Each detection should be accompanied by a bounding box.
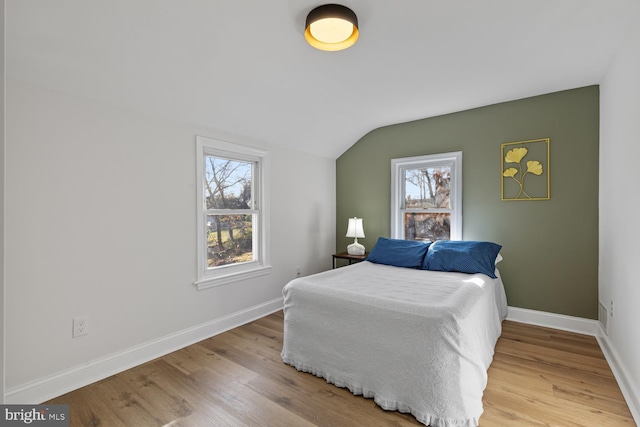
[281,261,508,427]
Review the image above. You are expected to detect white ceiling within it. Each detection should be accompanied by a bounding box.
[7,0,640,158]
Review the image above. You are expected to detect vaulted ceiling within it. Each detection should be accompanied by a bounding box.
[7,1,640,158]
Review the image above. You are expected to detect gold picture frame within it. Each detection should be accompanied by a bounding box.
[501,138,550,201]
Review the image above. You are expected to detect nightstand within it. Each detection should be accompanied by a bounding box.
[332,251,369,269]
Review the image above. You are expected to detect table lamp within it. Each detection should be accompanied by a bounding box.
[346,217,365,255]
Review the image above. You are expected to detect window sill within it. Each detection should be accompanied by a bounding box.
[194,265,272,291]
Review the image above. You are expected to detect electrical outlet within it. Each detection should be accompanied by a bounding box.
[73,316,88,338]
[610,300,614,317]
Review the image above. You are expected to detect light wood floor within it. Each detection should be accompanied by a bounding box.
[48,311,635,426]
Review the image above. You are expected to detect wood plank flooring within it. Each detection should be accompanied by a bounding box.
[48,312,635,426]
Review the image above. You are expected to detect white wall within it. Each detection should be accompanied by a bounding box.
[1,0,6,403]
[599,10,640,420]
[5,80,336,402]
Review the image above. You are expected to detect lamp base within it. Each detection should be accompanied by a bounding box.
[347,242,365,255]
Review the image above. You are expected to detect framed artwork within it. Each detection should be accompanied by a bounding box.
[501,138,550,201]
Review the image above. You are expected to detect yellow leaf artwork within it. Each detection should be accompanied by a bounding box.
[501,138,549,200]
[504,147,527,164]
[526,160,543,175]
[503,167,518,178]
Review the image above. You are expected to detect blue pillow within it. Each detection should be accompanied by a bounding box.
[367,237,432,269]
[423,240,502,278]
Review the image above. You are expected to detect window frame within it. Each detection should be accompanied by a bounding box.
[194,136,271,290]
[390,151,462,241]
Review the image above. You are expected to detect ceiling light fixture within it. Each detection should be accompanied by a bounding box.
[304,4,359,51]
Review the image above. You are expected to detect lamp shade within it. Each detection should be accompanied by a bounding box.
[305,4,359,51]
[345,217,364,238]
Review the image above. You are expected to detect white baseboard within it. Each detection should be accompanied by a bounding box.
[5,297,284,404]
[506,306,598,335]
[507,306,639,425]
[596,326,640,425]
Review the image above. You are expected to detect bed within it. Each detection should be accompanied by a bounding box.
[281,239,508,427]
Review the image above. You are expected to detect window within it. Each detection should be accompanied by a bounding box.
[195,136,270,290]
[391,152,462,241]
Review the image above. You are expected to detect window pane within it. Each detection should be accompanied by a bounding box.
[404,166,451,209]
[404,212,450,242]
[206,214,254,267]
[204,156,252,209]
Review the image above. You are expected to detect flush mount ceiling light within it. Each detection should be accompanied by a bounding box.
[304,4,359,51]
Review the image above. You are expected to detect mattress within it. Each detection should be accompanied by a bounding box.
[281,261,508,427]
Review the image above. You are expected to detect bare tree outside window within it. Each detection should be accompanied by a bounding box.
[391,152,461,242]
[404,167,451,209]
[403,166,452,241]
[195,136,270,290]
[204,156,255,267]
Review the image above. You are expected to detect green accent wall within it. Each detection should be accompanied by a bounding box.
[336,86,599,319]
